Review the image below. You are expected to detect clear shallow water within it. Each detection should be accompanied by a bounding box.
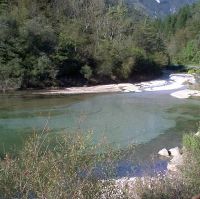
[0,91,199,168]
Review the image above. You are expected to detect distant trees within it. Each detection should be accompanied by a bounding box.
[0,0,167,90]
[0,58,22,92]
[155,1,200,66]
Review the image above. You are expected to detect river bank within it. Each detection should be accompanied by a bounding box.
[36,73,200,99]
[111,130,200,199]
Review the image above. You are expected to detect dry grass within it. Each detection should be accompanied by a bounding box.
[0,131,130,199]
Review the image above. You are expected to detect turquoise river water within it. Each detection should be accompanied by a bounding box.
[0,90,199,175]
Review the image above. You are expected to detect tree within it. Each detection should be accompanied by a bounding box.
[80,65,92,81]
[0,58,23,92]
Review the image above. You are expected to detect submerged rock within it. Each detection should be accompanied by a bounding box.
[158,148,170,157]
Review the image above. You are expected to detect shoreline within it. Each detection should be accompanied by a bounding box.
[35,73,200,99]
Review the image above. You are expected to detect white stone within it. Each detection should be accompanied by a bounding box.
[195,131,200,137]
[158,148,170,157]
[169,147,181,157]
[167,155,183,172]
[167,162,177,172]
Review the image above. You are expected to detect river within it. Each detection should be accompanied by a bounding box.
[0,73,199,176]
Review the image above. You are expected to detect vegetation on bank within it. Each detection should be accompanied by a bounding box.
[1,127,200,198]
[1,1,200,91]
[0,0,168,91]
[136,132,200,199]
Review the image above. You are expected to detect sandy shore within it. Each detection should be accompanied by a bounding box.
[36,83,141,95]
[37,73,200,99]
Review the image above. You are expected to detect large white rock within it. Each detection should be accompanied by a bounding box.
[195,131,200,137]
[169,147,181,157]
[167,155,183,172]
[167,162,177,172]
[158,148,170,157]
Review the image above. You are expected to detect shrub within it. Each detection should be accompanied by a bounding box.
[0,58,23,91]
[0,131,128,199]
[181,133,200,196]
[183,133,200,153]
[80,65,93,81]
[119,57,135,80]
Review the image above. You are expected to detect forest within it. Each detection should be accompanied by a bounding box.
[0,0,199,90]
[155,1,200,66]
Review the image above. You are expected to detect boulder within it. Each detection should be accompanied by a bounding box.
[167,162,177,172]
[167,154,183,172]
[195,131,200,137]
[158,148,170,157]
[169,147,181,157]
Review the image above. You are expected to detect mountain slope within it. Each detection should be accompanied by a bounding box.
[126,0,197,17]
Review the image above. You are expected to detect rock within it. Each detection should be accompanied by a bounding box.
[167,154,183,172]
[169,147,181,157]
[170,155,183,165]
[123,90,130,93]
[195,131,200,137]
[167,162,177,172]
[158,148,170,157]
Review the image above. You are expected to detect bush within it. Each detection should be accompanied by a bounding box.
[181,133,200,196]
[80,65,93,81]
[188,69,200,74]
[0,58,23,91]
[0,131,128,199]
[183,133,200,153]
[119,57,135,80]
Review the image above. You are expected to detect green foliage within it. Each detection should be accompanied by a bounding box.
[119,57,135,80]
[188,68,200,74]
[183,132,200,153]
[0,0,9,15]
[182,132,200,196]
[0,58,23,91]
[81,65,93,81]
[175,40,200,65]
[29,54,57,87]
[156,1,200,66]
[0,0,167,90]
